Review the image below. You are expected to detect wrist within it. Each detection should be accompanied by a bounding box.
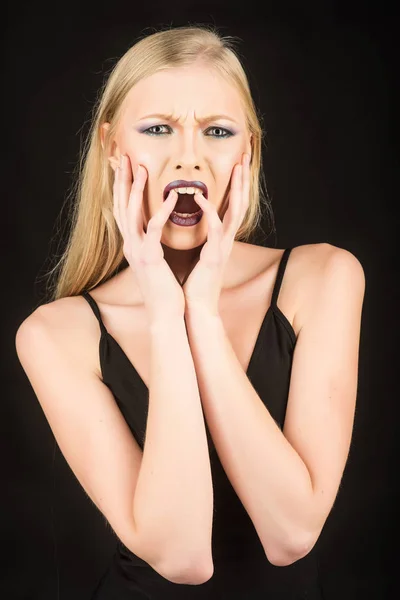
[184,302,221,322]
[149,315,186,335]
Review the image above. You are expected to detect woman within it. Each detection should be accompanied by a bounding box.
[15,25,365,599]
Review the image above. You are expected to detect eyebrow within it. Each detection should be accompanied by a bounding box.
[137,113,239,124]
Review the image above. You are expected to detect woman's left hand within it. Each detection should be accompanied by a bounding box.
[182,152,251,316]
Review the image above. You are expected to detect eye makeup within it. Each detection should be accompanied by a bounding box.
[138,124,236,138]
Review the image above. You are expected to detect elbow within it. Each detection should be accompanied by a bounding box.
[267,548,308,567]
[157,553,214,585]
[265,535,315,567]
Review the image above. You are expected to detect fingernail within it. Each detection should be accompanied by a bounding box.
[119,155,124,168]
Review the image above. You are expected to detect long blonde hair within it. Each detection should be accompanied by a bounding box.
[42,24,275,303]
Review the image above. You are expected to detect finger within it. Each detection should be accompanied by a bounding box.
[117,155,135,243]
[241,154,251,221]
[225,164,243,237]
[193,192,221,230]
[113,166,124,238]
[193,193,223,264]
[126,163,147,240]
[145,189,178,247]
[142,190,177,264]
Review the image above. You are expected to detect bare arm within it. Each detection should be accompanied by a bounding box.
[132,317,214,581]
[15,305,213,585]
[184,245,365,566]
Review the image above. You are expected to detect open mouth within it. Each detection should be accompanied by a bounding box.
[173,192,202,215]
[170,191,204,223]
[163,180,208,201]
[169,207,204,226]
[163,180,208,226]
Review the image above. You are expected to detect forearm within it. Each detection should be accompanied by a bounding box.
[185,307,315,565]
[133,317,213,572]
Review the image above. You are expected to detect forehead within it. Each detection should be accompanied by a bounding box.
[122,65,245,122]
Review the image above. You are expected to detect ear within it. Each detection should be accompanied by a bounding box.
[100,122,120,171]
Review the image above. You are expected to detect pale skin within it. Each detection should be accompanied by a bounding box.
[98,63,366,564]
[15,62,366,583]
[101,64,366,564]
[101,63,253,287]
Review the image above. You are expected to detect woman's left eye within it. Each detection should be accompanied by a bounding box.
[143,125,234,138]
[206,126,233,138]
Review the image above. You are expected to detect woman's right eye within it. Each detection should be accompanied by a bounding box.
[142,124,171,136]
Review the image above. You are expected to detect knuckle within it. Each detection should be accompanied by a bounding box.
[147,217,161,231]
[119,169,130,183]
[209,220,221,231]
[128,186,140,202]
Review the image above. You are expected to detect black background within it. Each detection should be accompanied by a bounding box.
[4,1,397,598]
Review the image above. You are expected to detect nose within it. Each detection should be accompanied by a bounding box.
[173,130,201,171]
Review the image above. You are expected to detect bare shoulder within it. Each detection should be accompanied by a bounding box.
[287,242,365,331]
[241,240,353,279]
[290,242,365,287]
[17,295,101,378]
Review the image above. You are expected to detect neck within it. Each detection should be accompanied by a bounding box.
[161,242,204,285]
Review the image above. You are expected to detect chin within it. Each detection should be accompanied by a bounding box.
[160,236,206,251]
[140,211,207,248]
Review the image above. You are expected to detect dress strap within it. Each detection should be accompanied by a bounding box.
[271,248,293,308]
[81,291,108,336]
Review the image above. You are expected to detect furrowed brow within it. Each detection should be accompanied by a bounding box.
[138,113,238,124]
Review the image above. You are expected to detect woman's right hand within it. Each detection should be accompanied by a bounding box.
[113,154,185,324]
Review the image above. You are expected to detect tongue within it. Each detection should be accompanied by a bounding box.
[174,193,200,213]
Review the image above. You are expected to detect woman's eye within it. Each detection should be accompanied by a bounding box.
[205,126,233,138]
[144,124,171,136]
[142,125,234,138]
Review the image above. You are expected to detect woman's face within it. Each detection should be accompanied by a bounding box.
[103,64,252,250]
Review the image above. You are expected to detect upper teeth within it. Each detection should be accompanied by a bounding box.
[172,186,203,195]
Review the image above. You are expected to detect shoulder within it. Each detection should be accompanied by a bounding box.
[243,240,362,280]
[289,242,364,278]
[288,243,365,331]
[16,295,101,377]
[291,242,365,290]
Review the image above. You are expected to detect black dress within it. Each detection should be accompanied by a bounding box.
[82,248,325,599]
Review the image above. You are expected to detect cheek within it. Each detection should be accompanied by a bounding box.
[124,133,162,172]
[127,149,154,171]
[216,161,239,194]
[214,148,238,168]
[213,146,242,179]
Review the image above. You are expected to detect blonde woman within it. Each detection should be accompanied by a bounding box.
[15,24,365,599]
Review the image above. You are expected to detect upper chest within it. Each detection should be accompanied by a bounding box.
[83,245,304,386]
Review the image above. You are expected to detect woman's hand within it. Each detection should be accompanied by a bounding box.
[113,154,186,324]
[182,153,251,316]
